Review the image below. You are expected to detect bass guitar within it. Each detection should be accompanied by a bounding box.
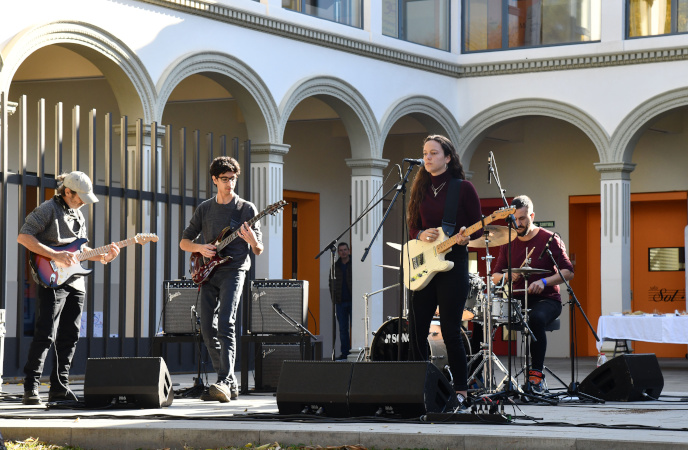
[402,207,515,291]
[30,233,159,288]
[189,200,286,285]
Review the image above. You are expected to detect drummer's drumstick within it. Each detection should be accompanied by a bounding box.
[520,247,535,268]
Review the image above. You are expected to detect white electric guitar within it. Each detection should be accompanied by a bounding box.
[402,208,515,291]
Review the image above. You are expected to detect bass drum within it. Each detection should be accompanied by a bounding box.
[370,317,410,362]
[427,321,472,374]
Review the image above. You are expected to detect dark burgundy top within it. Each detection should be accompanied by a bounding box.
[409,170,483,244]
[493,228,574,303]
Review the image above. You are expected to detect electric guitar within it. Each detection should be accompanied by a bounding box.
[189,200,287,285]
[30,233,159,288]
[402,207,516,291]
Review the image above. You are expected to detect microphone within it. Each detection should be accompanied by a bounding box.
[272,303,282,313]
[403,158,424,165]
[487,153,492,184]
[538,233,557,260]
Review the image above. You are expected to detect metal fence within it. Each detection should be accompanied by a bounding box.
[0,92,250,378]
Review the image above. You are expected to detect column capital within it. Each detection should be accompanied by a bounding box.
[113,123,166,139]
[251,142,290,164]
[345,157,389,176]
[464,170,474,181]
[594,162,636,180]
[0,100,17,116]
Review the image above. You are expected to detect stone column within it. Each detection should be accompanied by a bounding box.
[250,143,289,280]
[594,162,636,315]
[345,157,389,358]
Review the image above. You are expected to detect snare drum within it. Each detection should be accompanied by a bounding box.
[489,298,521,323]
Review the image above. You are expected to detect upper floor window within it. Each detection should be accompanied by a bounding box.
[464,0,601,52]
[283,0,363,28]
[628,0,688,37]
[382,0,451,51]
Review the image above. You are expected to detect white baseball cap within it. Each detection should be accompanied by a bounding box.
[63,171,99,204]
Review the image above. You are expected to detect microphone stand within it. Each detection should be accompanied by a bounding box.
[272,304,318,361]
[361,162,416,361]
[542,245,603,403]
[315,173,404,360]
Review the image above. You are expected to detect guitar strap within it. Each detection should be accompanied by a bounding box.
[441,178,462,237]
[229,198,245,231]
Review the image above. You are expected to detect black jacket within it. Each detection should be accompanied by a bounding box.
[329,259,352,304]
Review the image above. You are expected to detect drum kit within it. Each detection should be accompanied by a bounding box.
[368,226,548,397]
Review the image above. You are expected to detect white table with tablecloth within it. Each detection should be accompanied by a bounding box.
[596,315,688,351]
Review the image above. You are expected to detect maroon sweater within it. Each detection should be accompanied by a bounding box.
[409,170,483,243]
[493,228,574,303]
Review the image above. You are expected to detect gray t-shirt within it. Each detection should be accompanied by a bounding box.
[20,195,88,291]
[181,195,262,272]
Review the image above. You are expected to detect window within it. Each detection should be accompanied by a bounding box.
[648,247,685,272]
[382,0,451,51]
[464,0,601,52]
[283,0,363,28]
[628,0,688,37]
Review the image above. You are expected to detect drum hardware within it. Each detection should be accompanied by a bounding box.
[362,283,401,361]
[501,265,556,404]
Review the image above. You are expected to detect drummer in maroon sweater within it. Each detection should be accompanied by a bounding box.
[492,195,574,394]
[408,135,483,410]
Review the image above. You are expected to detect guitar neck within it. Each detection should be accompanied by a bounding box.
[77,236,140,262]
[216,212,264,252]
[436,220,486,254]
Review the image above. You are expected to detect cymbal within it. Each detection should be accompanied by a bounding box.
[467,225,516,248]
[386,242,401,251]
[503,267,549,275]
[377,264,400,271]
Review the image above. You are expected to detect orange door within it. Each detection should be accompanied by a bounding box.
[631,193,687,357]
[283,190,321,335]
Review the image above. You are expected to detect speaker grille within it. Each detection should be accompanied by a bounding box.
[249,280,308,334]
[163,280,199,335]
[258,343,303,390]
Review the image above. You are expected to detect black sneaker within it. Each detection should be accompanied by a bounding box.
[23,389,42,405]
[209,382,231,403]
[48,389,78,402]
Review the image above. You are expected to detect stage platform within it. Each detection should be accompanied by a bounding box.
[1,357,688,449]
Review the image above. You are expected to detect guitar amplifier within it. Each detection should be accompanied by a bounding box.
[248,280,309,334]
[255,342,304,391]
[162,280,200,335]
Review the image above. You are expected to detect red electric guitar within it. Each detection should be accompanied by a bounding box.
[189,200,286,285]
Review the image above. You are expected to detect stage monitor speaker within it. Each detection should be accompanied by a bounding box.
[163,279,199,335]
[348,362,457,418]
[256,343,304,391]
[578,353,664,402]
[248,279,308,334]
[277,361,353,417]
[84,357,174,408]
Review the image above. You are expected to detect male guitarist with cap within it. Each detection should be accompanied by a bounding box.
[180,156,263,403]
[18,171,120,405]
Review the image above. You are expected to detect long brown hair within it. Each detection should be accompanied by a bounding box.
[407,135,465,231]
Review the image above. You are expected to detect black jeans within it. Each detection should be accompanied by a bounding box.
[24,284,85,391]
[408,250,469,391]
[523,296,562,372]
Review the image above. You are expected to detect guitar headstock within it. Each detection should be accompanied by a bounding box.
[134,233,159,245]
[489,207,516,221]
[265,200,287,215]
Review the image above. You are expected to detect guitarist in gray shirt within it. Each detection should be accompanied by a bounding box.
[18,171,120,405]
[180,156,263,402]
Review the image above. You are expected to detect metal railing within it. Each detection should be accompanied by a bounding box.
[0,92,250,377]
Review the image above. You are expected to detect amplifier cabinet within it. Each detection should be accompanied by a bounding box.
[256,343,304,391]
[163,280,200,335]
[248,279,309,334]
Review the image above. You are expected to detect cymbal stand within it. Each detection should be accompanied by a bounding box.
[361,283,400,361]
[466,235,517,393]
